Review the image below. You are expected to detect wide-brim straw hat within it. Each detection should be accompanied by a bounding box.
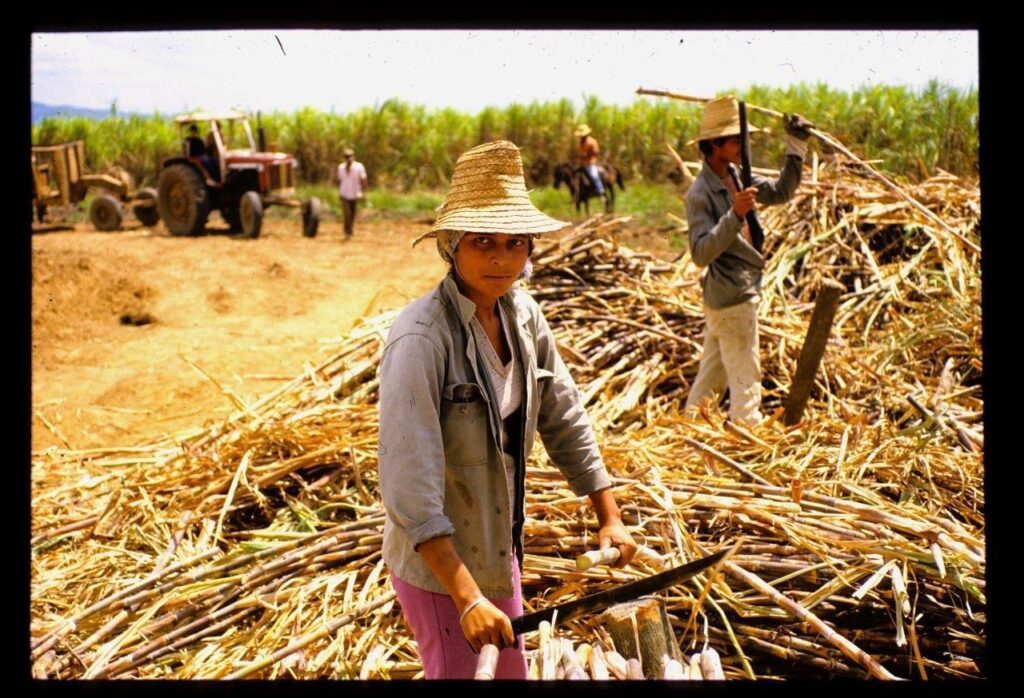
[686,96,769,145]
[574,124,592,138]
[414,140,568,246]
[342,147,355,157]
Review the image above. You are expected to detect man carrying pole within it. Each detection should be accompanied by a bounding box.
[682,96,813,426]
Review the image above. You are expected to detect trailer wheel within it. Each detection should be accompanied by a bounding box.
[89,193,123,231]
[302,196,321,237]
[158,164,209,236]
[133,188,160,227]
[240,191,263,239]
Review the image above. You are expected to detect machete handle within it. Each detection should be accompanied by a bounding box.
[475,643,500,679]
[576,548,621,570]
[576,545,667,571]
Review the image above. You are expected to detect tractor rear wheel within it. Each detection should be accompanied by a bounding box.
[133,188,160,227]
[89,193,123,231]
[239,191,263,239]
[157,164,209,236]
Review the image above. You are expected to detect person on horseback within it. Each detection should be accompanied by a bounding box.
[574,124,605,202]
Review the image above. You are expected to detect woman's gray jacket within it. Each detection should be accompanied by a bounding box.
[378,274,611,596]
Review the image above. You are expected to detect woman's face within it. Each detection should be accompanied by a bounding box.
[453,233,531,301]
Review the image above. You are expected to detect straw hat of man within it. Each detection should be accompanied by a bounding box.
[686,95,769,146]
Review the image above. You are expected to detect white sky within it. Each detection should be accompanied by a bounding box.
[31,30,978,115]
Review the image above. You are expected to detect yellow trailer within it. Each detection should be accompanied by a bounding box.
[31,140,158,231]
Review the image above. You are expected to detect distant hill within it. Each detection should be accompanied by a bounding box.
[32,102,137,123]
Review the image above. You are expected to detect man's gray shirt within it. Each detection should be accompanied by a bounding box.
[685,154,803,309]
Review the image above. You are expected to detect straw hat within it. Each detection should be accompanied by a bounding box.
[415,141,568,245]
[686,96,769,145]
[574,124,593,138]
[342,147,355,157]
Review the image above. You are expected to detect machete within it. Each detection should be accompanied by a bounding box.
[474,544,738,678]
[737,99,765,252]
[511,544,733,636]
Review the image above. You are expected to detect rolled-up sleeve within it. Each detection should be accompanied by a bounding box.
[532,308,611,496]
[686,183,743,268]
[378,333,455,547]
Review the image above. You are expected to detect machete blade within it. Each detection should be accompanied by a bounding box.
[511,544,736,636]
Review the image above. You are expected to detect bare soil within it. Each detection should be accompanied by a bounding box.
[31,214,444,451]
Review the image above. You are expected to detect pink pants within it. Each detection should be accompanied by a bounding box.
[391,560,527,679]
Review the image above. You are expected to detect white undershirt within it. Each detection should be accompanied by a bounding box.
[469,304,523,514]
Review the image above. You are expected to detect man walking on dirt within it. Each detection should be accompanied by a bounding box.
[336,148,369,239]
[683,96,812,426]
[575,124,605,201]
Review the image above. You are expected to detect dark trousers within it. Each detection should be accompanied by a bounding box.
[341,197,358,237]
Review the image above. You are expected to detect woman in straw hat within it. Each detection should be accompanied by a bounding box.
[377,141,637,679]
[682,96,812,426]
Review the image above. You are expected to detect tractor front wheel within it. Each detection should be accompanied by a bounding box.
[239,191,263,239]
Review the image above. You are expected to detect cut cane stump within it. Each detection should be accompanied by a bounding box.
[598,595,680,679]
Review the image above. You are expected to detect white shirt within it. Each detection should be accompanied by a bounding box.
[470,307,523,421]
[337,160,367,200]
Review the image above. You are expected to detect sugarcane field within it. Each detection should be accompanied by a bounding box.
[31,32,982,683]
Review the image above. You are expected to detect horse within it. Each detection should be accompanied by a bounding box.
[552,162,625,214]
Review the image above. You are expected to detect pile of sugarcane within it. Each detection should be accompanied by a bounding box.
[513,621,726,680]
[31,156,982,679]
[529,155,980,436]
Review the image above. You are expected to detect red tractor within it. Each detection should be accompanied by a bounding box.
[157,111,321,238]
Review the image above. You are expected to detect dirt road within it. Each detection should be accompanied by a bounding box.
[32,215,445,451]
